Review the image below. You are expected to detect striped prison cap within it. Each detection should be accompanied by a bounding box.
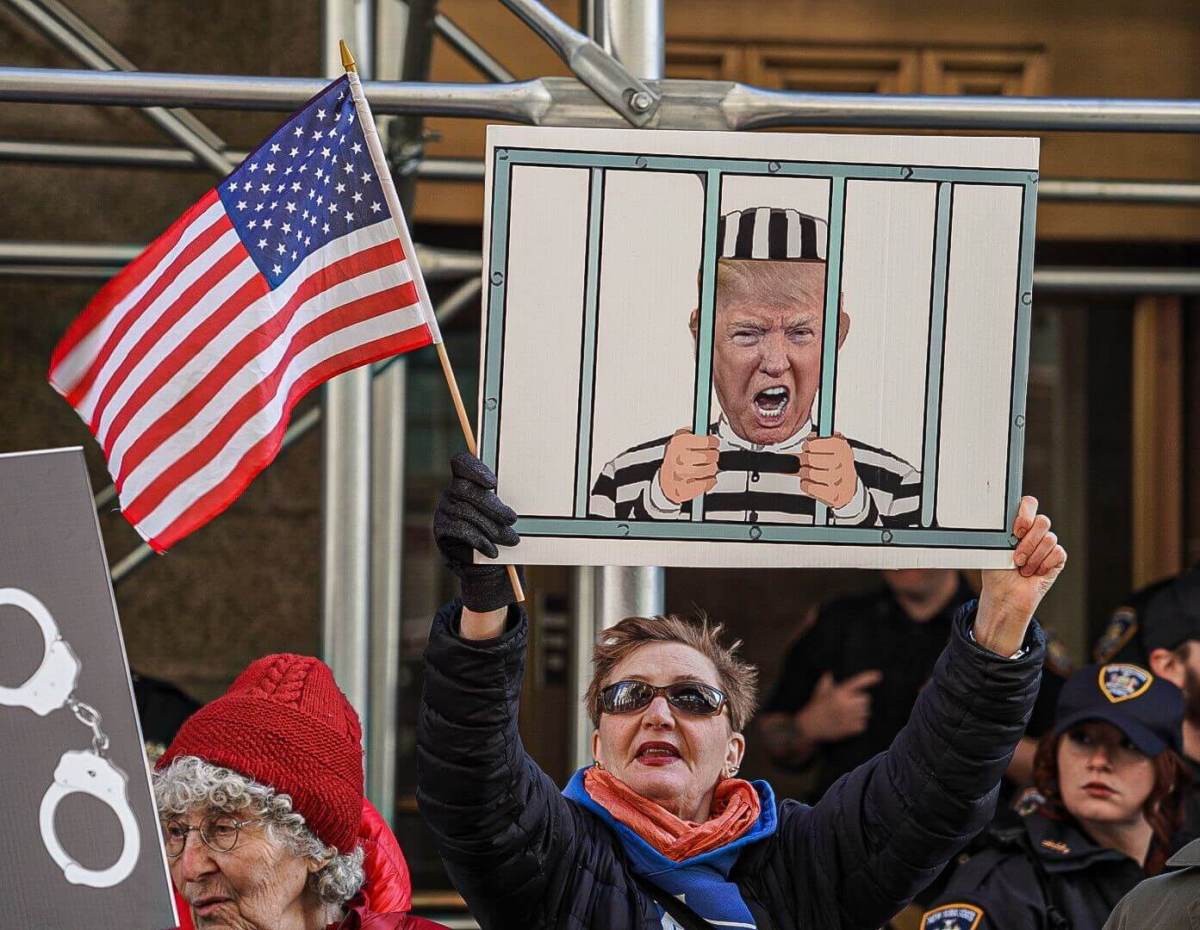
[720,207,828,262]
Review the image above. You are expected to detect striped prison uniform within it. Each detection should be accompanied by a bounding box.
[589,418,920,526]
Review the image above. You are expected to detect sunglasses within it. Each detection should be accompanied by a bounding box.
[599,679,728,717]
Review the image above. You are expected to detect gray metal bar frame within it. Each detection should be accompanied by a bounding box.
[567,0,666,776]
[434,11,516,83]
[9,141,1200,205]
[320,0,374,767]
[5,0,237,175]
[6,67,1200,132]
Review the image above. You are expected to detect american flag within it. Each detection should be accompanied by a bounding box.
[48,72,440,552]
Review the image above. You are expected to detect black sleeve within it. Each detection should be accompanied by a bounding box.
[416,600,586,929]
[761,611,838,714]
[781,602,1045,928]
[1025,666,1066,738]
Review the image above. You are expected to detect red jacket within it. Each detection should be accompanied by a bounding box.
[173,799,447,930]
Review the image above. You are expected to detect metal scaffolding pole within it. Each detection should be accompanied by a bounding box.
[5,0,237,175]
[364,0,436,828]
[567,0,666,775]
[320,0,373,755]
[434,12,516,83]
[0,240,481,278]
[5,66,1200,132]
[0,139,485,180]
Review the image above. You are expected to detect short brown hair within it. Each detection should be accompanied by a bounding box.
[584,614,759,732]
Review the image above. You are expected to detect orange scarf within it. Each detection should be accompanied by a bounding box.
[584,766,761,862]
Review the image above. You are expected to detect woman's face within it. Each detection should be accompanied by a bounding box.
[166,808,322,930]
[592,641,744,822]
[1057,721,1157,827]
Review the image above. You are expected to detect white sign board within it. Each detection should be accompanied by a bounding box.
[478,127,1039,568]
[0,448,177,930]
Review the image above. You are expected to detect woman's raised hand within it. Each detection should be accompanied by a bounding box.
[433,452,520,615]
[976,495,1068,656]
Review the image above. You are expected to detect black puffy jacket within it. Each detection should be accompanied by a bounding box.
[417,600,1044,930]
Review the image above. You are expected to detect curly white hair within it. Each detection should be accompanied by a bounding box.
[153,755,365,906]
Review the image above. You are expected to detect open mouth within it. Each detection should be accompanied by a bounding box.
[753,386,790,421]
[635,741,682,766]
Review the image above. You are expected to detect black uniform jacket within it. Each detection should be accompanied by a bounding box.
[921,810,1146,930]
[416,599,1044,930]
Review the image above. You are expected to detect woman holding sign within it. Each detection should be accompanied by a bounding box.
[417,452,1066,930]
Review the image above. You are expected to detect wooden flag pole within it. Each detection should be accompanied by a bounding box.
[340,40,524,604]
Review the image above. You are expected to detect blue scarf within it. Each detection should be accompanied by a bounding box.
[564,767,778,927]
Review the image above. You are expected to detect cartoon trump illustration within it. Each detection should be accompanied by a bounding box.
[589,206,921,526]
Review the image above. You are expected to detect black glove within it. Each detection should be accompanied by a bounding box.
[434,452,521,612]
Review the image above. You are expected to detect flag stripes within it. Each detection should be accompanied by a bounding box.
[49,74,438,551]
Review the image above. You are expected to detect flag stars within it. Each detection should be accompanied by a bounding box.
[336,182,346,194]
[315,168,324,179]
[312,129,324,141]
[361,171,372,183]
[270,143,280,154]
[273,263,283,275]
[265,163,276,174]
[317,108,327,120]
[370,201,382,213]
[291,250,297,260]
[352,191,363,203]
[285,202,297,213]
[351,142,362,155]
[258,238,267,249]
[259,182,271,194]
[321,146,332,159]
[247,219,258,229]
[262,219,273,229]
[276,243,286,255]
[323,222,331,234]
[327,201,339,213]
[344,209,354,222]
[236,200,247,210]
[343,162,354,175]
[282,222,292,234]
[305,236,312,247]
[289,147,299,157]
[255,203,264,212]
[291,182,301,193]
[293,125,304,138]
[248,162,259,172]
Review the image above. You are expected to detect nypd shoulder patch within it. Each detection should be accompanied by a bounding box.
[1099,663,1153,703]
[921,903,984,930]
[1094,607,1138,663]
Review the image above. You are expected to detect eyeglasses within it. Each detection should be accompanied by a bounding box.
[599,680,728,718]
[161,815,263,857]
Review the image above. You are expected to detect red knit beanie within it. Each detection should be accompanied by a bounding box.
[157,653,364,853]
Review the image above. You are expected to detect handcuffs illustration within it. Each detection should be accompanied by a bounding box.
[0,587,140,889]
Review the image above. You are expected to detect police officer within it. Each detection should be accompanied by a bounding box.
[920,662,1189,930]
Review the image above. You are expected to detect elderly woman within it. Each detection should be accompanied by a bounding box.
[922,662,1190,930]
[417,454,1067,930]
[154,652,445,930]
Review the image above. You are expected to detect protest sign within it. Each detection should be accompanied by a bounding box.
[478,126,1039,568]
[0,448,176,929]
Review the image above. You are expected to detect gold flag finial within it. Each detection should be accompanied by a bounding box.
[339,40,357,73]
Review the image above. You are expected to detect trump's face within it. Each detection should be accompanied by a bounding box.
[697,260,847,446]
